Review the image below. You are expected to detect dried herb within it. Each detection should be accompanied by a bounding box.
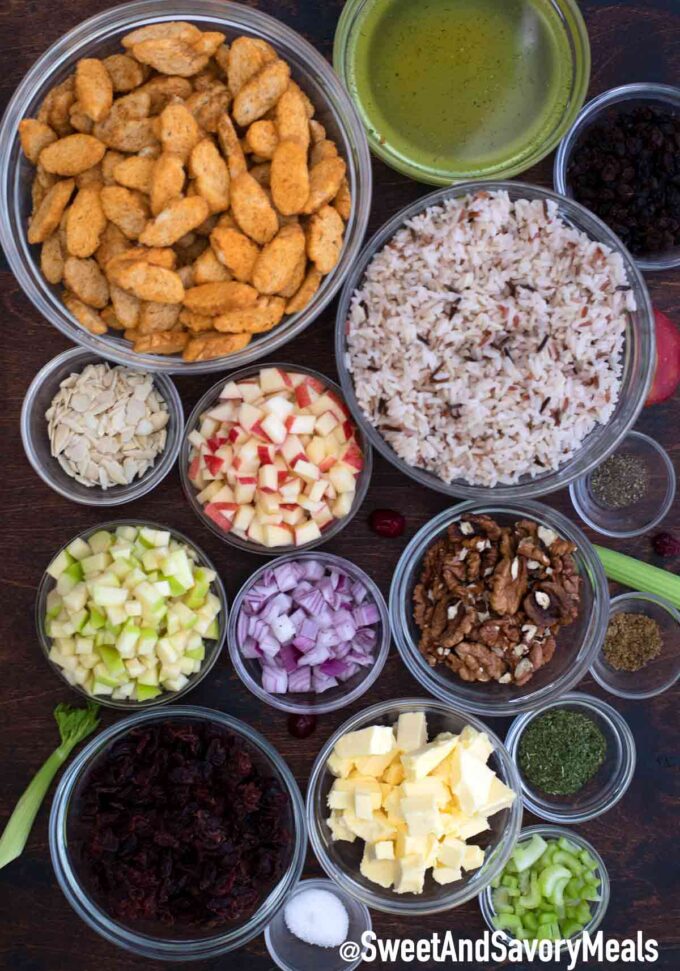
[74,719,293,930]
[518,710,606,795]
[590,452,649,509]
[603,612,663,672]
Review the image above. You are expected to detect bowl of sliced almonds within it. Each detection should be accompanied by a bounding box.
[0,0,372,372]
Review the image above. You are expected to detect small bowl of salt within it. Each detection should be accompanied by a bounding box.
[21,347,183,506]
[265,879,371,971]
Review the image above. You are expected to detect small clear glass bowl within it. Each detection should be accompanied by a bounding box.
[335,181,654,501]
[21,347,183,506]
[505,692,636,824]
[569,431,676,538]
[554,82,680,272]
[592,592,680,700]
[49,705,307,960]
[264,878,372,971]
[36,519,228,709]
[479,824,610,948]
[0,0,372,374]
[227,551,390,715]
[306,697,523,916]
[180,363,372,556]
[390,500,609,719]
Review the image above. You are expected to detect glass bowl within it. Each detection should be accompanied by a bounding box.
[36,519,228,709]
[334,0,590,185]
[592,592,680,700]
[21,347,183,506]
[569,431,676,538]
[49,705,307,960]
[306,697,523,916]
[504,692,636,823]
[0,0,372,374]
[227,551,390,715]
[264,878,372,971]
[479,824,610,947]
[390,500,609,718]
[335,180,654,501]
[180,363,373,556]
[554,82,680,272]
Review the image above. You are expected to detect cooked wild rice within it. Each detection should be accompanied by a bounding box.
[346,191,635,487]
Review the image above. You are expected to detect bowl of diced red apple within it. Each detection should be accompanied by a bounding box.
[180,364,373,554]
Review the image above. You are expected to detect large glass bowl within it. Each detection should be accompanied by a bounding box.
[389,501,609,718]
[21,347,183,506]
[306,697,523,916]
[0,0,372,374]
[36,519,228,709]
[227,551,391,715]
[180,363,372,556]
[335,181,654,500]
[49,706,307,960]
[554,82,680,272]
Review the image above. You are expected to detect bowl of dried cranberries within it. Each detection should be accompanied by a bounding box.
[49,706,307,959]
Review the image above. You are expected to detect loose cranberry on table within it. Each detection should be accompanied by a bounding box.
[652,532,680,557]
[288,714,317,738]
[369,508,406,538]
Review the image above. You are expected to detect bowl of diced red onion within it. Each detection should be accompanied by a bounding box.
[180,364,372,555]
[227,552,391,713]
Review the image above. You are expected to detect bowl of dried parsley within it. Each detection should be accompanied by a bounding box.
[505,692,636,824]
[591,592,680,700]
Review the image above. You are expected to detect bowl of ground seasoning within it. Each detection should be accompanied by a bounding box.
[569,431,676,538]
[592,592,680,700]
[505,692,636,823]
[49,706,306,959]
[555,83,680,272]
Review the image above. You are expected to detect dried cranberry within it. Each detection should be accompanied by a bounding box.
[369,508,406,538]
[287,714,317,739]
[652,532,680,557]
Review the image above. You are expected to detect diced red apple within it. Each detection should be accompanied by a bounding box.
[238,402,264,431]
[239,381,262,403]
[294,382,313,408]
[258,465,279,493]
[257,491,281,515]
[332,492,354,518]
[282,435,306,467]
[264,524,295,547]
[259,367,292,394]
[204,454,224,477]
[296,460,320,483]
[234,480,256,504]
[263,394,295,419]
[315,411,339,436]
[312,504,334,529]
[188,429,204,449]
[257,443,275,464]
[260,413,288,444]
[247,519,265,544]
[188,454,202,484]
[212,484,235,503]
[199,417,219,438]
[307,436,326,466]
[329,463,356,494]
[286,413,316,435]
[233,505,255,531]
[227,424,248,446]
[281,504,305,525]
[208,401,236,422]
[219,380,244,400]
[280,478,303,500]
[295,520,321,545]
[196,481,223,503]
[342,443,364,471]
[205,503,235,531]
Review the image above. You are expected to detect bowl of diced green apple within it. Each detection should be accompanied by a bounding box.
[36,521,227,708]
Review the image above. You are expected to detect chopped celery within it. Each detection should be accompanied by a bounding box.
[539,864,572,900]
[519,872,541,909]
[501,875,519,890]
[512,834,548,872]
[524,912,538,931]
[493,914,523,932]
[561,920,584,939]
[552,849,582,874]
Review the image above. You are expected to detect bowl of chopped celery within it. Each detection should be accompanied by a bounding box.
[505,693,636,824]
[36,521,227,709]
[479,825,610,946]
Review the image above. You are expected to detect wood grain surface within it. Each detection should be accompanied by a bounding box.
[0,1,678,969]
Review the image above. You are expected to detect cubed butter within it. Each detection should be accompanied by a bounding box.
[456,814,491,840]
[401,777,450,808]
[335,726,395,759]
[383,760,405,786]
[401,733,458,780]
[396,711,428,752]
[375,840,395,860]
[401,795,444,839]
[476,776,516,816]
[354,782,382,820]
[394,855,427,894]
[354,747,399,777]
[360,849,397,888]
[383,789,404,824]
[462,844,485,871]
[327,750,354,778]
[327,810,356,843]
[459,725,494,763]
[343,809,396,843]
[437,835,466,869]
[432,865,462,886]
[450,748,495,814]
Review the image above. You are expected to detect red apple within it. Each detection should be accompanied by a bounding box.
[188,455,201,483]
[204,454,224,476]
[646,308,680,406]
[295,382,313,408]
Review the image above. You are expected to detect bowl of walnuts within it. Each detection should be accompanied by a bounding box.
[0,0,372,371]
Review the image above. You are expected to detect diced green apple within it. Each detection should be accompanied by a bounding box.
[47,549,75,580]
[82,552,112,575]
[89,530,113,554]
[92,585,128,607]
[136,683,162,701]
[98,645,126,677]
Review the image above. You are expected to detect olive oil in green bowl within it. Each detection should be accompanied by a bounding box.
[334,0,590,184]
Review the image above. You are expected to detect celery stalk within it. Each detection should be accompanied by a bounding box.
[0,702,100,869]
[596,546,680,609]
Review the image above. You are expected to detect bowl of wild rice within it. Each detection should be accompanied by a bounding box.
[335,182,654,499]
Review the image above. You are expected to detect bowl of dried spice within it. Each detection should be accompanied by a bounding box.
[505,692,636,824]
[592,592,680,700]
[569,431,676,538]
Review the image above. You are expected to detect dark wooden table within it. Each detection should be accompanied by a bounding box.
[1,1,678,969]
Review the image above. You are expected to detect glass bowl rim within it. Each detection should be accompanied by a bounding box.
[305,695,524,915]
[389,500,610,717]
[504,690,637,823]
[35,518,228,709]
[553,81,680,272]
[478,822,610,949]
[179,361,373,556]
[21,346,184,507]
[334,179,654,501]
[590,591,680,700]
[0,0,373,374]
[568,430,677,538]
[227,549,391,714]
[333,0,591,185]
[48,704,307,960]
[264,877,372,971]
